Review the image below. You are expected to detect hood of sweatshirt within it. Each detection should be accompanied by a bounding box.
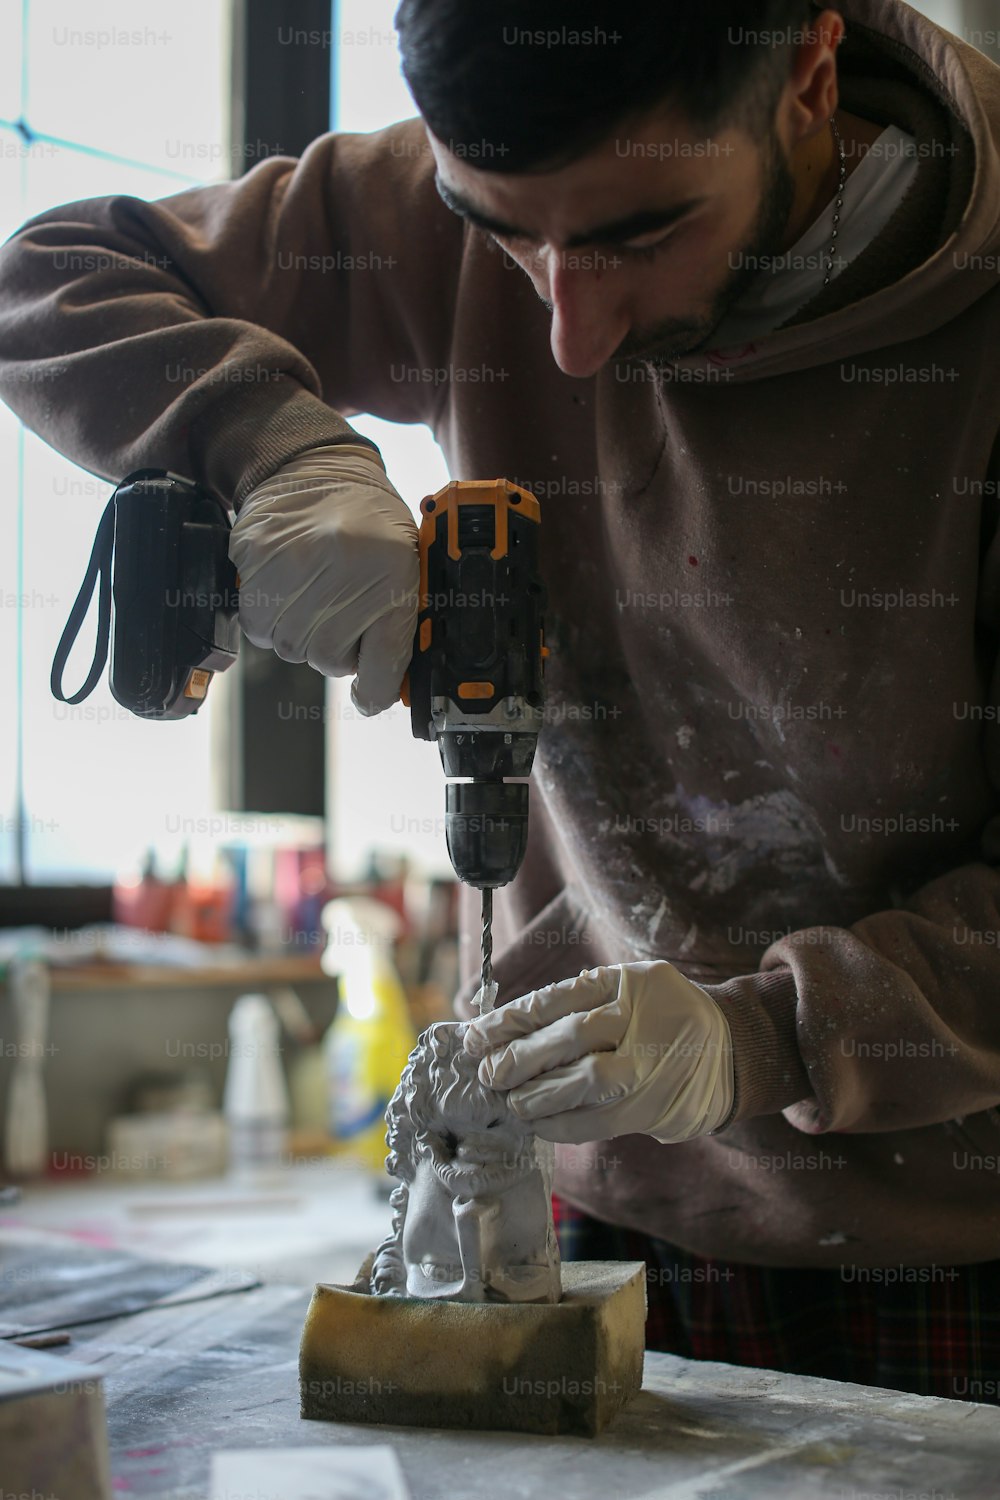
[666,0,1000,383]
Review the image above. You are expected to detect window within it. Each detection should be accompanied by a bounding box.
[0,0,230,883]
[326,0,453,881]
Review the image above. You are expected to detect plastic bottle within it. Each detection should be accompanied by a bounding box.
[222,993,290,1173]
[113,848,173,932]
[321,896,415,1172]
[4,956,50,1178]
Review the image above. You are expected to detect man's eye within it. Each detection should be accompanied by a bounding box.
[493,228,677,263]
[621,229,677,260]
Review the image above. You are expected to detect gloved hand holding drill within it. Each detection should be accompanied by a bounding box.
[228,442,419,717]
[463,962,735,1145]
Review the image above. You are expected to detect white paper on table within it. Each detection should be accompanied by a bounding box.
[210,1445,410,1500]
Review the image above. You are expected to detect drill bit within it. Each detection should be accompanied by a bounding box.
[481,886,493,994]
[475,886,498,1015]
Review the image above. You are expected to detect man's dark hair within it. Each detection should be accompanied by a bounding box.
[395,0,825,173]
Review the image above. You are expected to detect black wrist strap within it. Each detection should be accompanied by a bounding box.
[50,469,172,705]
[50,495,115,704]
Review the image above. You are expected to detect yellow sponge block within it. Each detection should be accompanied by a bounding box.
[300,1259,646,1437]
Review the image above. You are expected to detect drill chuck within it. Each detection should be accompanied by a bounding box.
[445,780,529,890]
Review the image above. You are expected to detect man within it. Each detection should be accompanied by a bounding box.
[1,0,999,1398]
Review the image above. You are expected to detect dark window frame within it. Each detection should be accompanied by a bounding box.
[226,0,332,824]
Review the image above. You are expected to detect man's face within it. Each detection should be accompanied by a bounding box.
[429,101,796,378]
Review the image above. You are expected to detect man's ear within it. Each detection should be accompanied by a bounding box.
[780,7,845,146]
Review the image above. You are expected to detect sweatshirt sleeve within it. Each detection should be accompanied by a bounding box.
[0,117,464,505]
[707,433,1000,1136]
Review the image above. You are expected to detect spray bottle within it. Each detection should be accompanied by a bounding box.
[321,896,415,1171]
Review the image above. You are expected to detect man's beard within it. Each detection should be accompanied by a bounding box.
[613,131,797,366]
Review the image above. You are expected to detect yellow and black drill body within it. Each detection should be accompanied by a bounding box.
[403,480,547,995]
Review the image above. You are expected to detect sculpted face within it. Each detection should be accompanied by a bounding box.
[371,1022,561,1304]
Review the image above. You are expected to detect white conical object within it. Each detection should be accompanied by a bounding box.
[4,959,50,1178]
[223,993,289,1171]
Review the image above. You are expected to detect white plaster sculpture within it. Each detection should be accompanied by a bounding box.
[370,1021,562,1303]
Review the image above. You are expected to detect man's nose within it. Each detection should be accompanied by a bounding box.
[547,249,629,379]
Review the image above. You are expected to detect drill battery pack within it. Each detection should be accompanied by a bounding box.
[51,469,239,719]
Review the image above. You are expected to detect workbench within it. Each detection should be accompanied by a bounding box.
[5,1168,999,1499]
[54,1286,1000,1499]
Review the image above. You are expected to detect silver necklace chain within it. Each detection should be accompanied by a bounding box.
[823,113,847,286]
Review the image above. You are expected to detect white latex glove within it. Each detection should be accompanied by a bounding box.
[463,962,734,1145]
[228,442,418,715]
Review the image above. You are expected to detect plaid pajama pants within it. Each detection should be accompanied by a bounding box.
[553,1197,1000,1404]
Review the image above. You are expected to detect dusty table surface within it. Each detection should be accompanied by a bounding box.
[52,1281,1000,1500]
[0,1160,394,1288]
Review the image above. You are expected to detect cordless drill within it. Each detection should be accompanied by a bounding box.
[52,473,548,1003]
[402,480,548,1009]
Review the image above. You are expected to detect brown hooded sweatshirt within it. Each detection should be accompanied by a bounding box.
[1,0,999,1268]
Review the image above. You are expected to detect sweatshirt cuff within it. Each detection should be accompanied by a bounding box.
[700,966,814,1129]
[189,375,380,507]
